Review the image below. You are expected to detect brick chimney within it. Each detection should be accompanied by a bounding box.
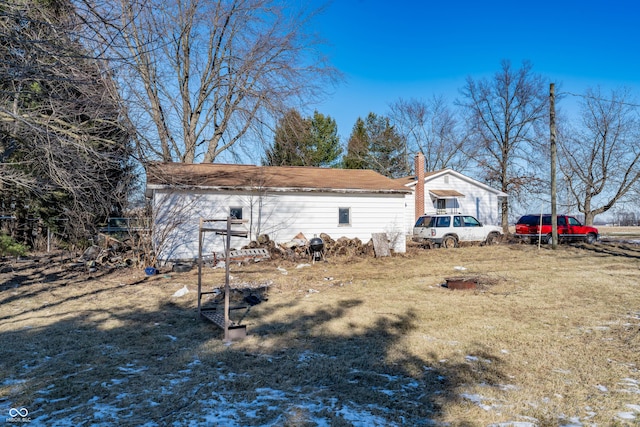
[414,152,425,221]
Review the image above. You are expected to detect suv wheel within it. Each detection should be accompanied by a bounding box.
[485,232,501,245]
[585,233,597,244]
[442,235,458,249]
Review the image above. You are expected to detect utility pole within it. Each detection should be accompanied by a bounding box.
[550,83,558,249]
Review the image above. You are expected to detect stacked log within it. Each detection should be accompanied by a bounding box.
[240,232,376,262]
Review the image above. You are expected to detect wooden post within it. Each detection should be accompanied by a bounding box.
[223,216,232,342]
[550,83,558,249]
[197,218,203,315]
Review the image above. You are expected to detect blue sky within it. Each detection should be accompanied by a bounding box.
[309,0,640,140]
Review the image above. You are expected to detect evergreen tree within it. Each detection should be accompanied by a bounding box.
[343,113,407,177]
[343,118,369,169]
[263,109,341,167]
[307,111,341,167]
[365,112,408,178]
[263,109,309,166]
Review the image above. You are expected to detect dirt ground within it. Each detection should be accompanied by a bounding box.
[1,231,639,426]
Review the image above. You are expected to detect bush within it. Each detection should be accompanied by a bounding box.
[0,234,28,257]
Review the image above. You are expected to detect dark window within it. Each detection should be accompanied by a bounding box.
[516,215,539,225]
[453,216,462,227]
[339,208,350,225]
[230,207,243,220]
[463,216,481,227]
[435,216,451,227]
[568,217,581,226]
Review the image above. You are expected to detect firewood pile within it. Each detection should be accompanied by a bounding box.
[75,234,149,271]
[77,231,381,271]
[241,232,375,261]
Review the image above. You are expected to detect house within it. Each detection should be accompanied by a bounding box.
[145,162,411,261]
[399,153,508,233]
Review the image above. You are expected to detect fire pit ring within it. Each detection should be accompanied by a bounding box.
[444,276,478,290]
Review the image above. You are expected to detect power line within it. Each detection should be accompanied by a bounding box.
[559,91,640,108]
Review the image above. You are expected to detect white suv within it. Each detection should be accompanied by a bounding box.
[412,214,503,248]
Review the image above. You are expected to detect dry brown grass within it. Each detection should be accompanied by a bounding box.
[1,242,639,426]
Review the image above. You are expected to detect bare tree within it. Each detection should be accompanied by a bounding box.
[78,0,338,164]
[559,87,640,225]
[388,95,472,173]
[458,60,548,231]
[0,0,135,244]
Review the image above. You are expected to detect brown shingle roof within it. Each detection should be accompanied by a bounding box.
[146,162,410,194]
[394,170,444,186]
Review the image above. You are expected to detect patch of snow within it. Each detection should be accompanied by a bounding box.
[595,384,608,392]
[617,377,640,393]
[627,404,640,412]
[337,403,400,426]
[559,416,583,426]
[498,384,518,391]
[466,355,492,363]
[118,364,148,374]
[616,411,636,420]
[460,393,494,411]
[489,423,536,427]
[166,334,177,341]
[1,378,26,387]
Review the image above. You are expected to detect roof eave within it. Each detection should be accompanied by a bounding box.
[145,184,411,195]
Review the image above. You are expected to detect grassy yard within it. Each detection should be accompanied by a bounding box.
[1,241,639,426]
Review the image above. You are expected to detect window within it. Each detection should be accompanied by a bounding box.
[453,216,462,227]
[414,215,431,227]
[435,216,450,227]
[462,216,481,227]
[436,199,446,214]
[230,207,243,220]
[338,208,350,225]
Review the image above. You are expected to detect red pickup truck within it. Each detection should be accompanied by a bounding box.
[515,214,599,244]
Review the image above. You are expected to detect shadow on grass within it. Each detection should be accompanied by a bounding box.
[0,274,508,426]
[574,241,640,259]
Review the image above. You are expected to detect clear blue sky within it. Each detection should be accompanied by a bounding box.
[309,0,640,140]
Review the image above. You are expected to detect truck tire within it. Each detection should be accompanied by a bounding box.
[585,233,597,244]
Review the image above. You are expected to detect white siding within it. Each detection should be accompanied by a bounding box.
[405,171,504,234]
[152,189,407,261]
[404,191,416,234]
